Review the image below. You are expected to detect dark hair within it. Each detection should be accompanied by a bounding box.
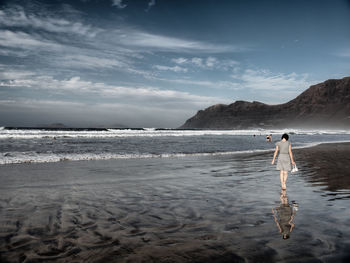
[283,234,290,239]
[281,133,289,140]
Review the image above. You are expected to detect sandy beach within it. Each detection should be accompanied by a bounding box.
[1,143,350,263]
[294,142,350,191]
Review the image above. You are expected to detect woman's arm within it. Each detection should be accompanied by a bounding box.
[289,212,295,232]
[289,222,295,232]
[289,144,296,165]
[272,146,278,164]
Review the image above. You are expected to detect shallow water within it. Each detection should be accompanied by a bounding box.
[0,152,349,262]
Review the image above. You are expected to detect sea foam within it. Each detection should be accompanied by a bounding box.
[1,128,350,140]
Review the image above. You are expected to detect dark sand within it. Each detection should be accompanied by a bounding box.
[0,143,350,263]
[294,142,350,191]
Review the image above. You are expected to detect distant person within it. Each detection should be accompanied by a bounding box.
[272,190,297,239]
[271,133,296,190]
[266,134,272,142]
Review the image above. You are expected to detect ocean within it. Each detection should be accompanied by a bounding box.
[1,127,350,165]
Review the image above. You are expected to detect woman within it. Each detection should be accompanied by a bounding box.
[271,133,296,190]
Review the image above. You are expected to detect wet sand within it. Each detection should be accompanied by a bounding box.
[294,142,350,191]
[0,143,350,262]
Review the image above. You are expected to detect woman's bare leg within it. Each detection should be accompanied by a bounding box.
[283,171,288,189]
[280,171,285,189]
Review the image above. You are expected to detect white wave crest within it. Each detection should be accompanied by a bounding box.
[0,149,273,165]
[1,128,350,140]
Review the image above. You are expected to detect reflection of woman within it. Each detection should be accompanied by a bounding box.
[272,190,296,239]
[271,133,296,190]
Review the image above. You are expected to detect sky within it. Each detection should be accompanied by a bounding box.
[0,0,349,128]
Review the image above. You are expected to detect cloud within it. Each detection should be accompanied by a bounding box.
[154,76,241,90]
[205,57,217,67]
[146,0,156,11]
[58,52,153,77]
[0,21,145,75]
[0,29,128,70]
[0,68,36,80]
[237,69,311,91]
[111,0,127,9]
[0,30,61,50]
[116,30,239,53]
[171,58,188,64]
[172,56,239,70]
[59,54,130,69]
[0,29,153,78]
[153,65,188,73]
[0,47,30,57]
[191,57,203,67]
[0,5,104,62]
[0,5,100,37]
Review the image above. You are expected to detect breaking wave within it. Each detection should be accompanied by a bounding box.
[1,127,350,140]
[0,149,273,165]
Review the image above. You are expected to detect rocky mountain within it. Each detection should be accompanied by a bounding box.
[179,77,350,129]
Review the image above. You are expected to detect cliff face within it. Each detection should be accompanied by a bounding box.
[179,77,350,129]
